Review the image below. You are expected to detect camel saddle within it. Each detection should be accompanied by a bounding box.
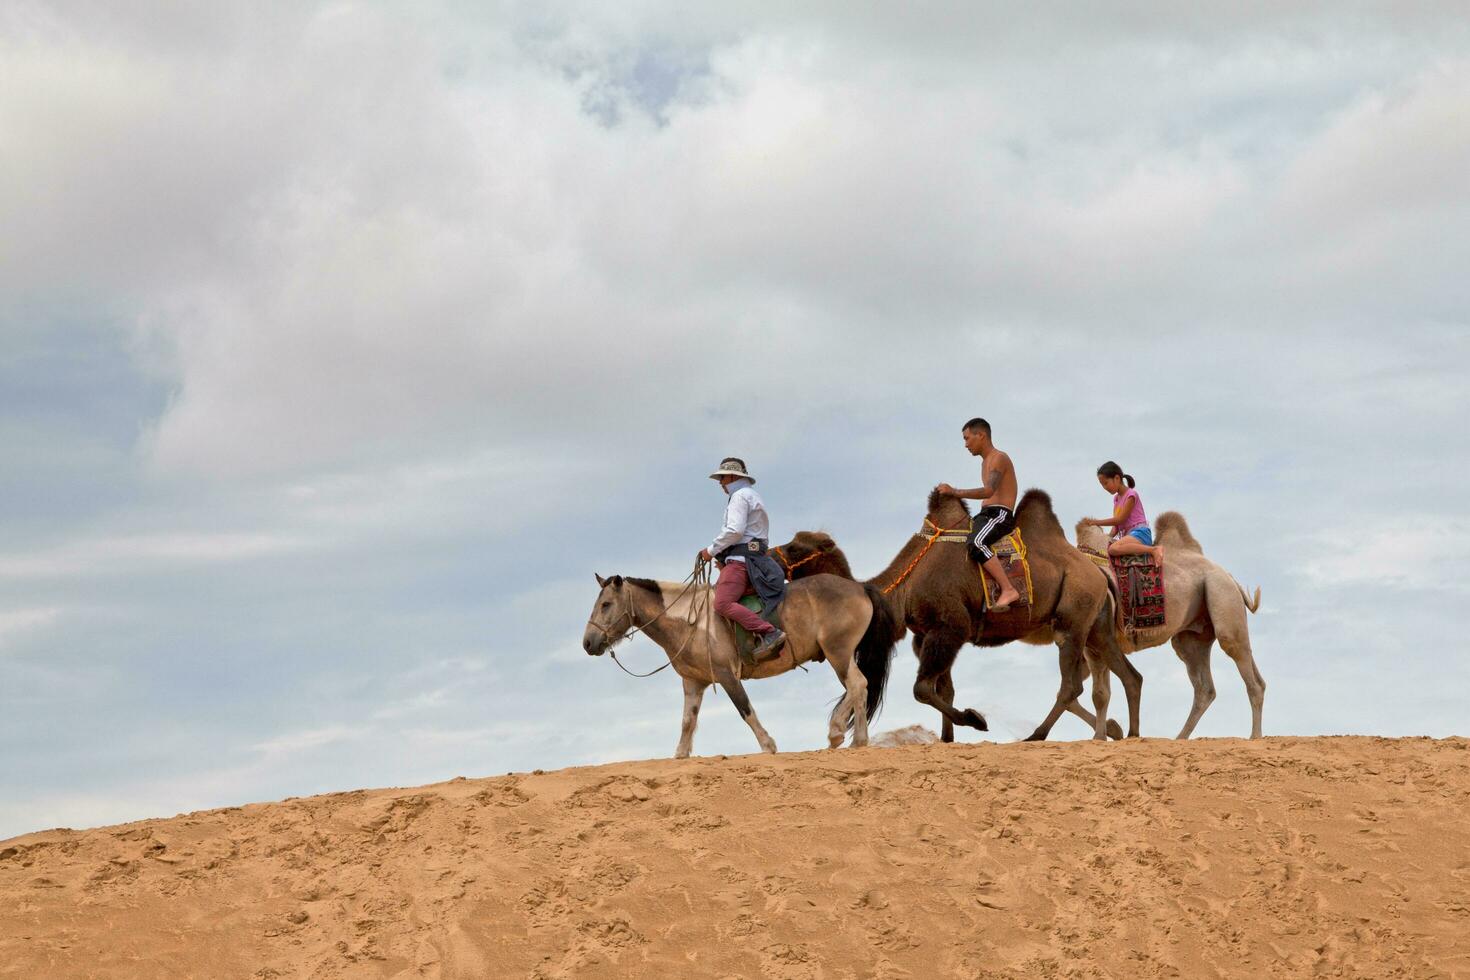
[979,529,1034,615]
[1097,552,1166,633]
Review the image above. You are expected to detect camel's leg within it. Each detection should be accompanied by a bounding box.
[1080,635,1112,741]
[1220,642,1265,739]
[675,675,709,759]
[1207,580,1266,739]
[912,627,988,733]
[911,632,955,743]
[936,671,957,743]
[713,662,777,754]
[1026,645,1086,741]
[1171,632,1217,739]
[1106,644,1143,738]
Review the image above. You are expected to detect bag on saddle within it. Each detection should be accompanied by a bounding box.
[1110,553,1166,632]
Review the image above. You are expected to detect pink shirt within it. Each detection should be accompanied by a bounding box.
[1113,488,1148,537]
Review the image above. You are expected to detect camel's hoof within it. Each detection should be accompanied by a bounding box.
[1106,720,1125,740]
[959,708,988,731]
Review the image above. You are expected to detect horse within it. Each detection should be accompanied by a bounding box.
[582,569,900,756]
[775,488,1142,742]
[1076,513,1266,737]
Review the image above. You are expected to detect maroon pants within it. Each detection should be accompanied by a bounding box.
[714,560,775,635]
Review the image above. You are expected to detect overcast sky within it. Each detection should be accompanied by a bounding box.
[2,2,1468,840]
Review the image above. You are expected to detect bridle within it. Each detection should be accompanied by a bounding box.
[586,559,715,678]
[772,545,823,576]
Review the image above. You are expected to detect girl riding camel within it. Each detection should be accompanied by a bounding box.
[1083,461,1164,564]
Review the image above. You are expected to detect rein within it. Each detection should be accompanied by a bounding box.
[590,558,716,679]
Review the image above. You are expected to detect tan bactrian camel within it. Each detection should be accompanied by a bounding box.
[1076,512,1266,738]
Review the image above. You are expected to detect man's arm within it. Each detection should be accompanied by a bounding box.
[937,454,1009,501]
[979,453,1009,501]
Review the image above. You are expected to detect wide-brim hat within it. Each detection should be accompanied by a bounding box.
[709,456,755,484]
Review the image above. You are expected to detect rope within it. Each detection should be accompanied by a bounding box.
[772,546,823,575]
[880,518,968,595]
[591,557,713,679]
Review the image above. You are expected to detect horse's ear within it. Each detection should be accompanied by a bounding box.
[611,575,624,587]
[595,573,608,587]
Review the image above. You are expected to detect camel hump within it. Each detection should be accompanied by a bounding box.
[1015,488,1064,537]
[1154,511,1203,553]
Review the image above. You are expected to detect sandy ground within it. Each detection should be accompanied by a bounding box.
[4,735,1469,979]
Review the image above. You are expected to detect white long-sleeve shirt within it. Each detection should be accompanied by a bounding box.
[709,479,769,563]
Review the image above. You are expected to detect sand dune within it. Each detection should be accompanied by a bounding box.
[4,736,1469,978]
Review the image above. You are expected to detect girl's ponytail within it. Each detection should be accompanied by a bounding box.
[1097,461,1136,488]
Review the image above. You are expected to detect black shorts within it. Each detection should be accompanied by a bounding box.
[968,506,1016,563]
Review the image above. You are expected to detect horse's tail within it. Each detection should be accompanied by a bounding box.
[1235,578,1262,614]
[853,582,901,725]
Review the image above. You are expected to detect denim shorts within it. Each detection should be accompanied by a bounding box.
[1126,527,1153,545]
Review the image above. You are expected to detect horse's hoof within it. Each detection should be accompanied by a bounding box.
[960,708,988,731]
[1022,730,1047,742]
[1106,720,1125,740]
[940,731,955,744]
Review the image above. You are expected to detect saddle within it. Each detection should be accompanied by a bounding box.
[728,595,785,668]
[979,529,1034,615]
[1094,552,1166,634]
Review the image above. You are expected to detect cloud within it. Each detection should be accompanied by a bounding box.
[2,0,1469,839]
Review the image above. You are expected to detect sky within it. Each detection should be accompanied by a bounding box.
[2,1,1468,840]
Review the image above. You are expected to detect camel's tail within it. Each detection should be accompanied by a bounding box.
[1235,579,1262,614]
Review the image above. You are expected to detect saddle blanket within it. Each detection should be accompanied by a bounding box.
[1110,552,1166,632]
[980,530,1034,614]
[729,595,787,667]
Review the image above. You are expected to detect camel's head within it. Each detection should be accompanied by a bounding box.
[926,486,972,526]
[1074,519,1109,553]
[583,574,633,656]
[775,531,850,579]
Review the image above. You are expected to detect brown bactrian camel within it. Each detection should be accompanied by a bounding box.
[776,488,1140,742]
[1076,513,1266,738]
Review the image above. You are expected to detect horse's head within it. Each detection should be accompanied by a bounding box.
[1074,519,1109,554]
[583,574,635,656]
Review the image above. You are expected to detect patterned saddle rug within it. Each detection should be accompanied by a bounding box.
[979,529,1034,615]
[1109,553,1166,633]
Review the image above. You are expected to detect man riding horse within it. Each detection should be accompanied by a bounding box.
[697,457,787,662]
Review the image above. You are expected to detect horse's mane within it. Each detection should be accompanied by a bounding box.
[1154,512,1203,554]
[1015,488,1065,539]
[621,576,663,595]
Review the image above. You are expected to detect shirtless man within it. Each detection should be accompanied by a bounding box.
[935,417,1023,612]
